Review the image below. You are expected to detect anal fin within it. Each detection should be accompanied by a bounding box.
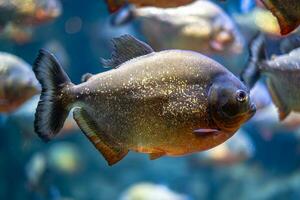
[279,109,291,121]
[81,73,93,83]
[149,152,165,160]
[73,108,128,165]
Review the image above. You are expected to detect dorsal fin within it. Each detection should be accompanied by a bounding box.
[101,34,154,68]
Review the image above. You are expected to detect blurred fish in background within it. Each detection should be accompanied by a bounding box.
[26,152,47,189]
[110,0,246,74]
[260,0,300,35]
[222,0,300,35]
[0,0,62,43]
[0,52,40,113]
[120,182,188,200]
[242,33,300,121]
[105,0,195,13]
[0,23,33,43]
[111,0,243,55]
[25,145,79,200]
[234,7,281,37]
[47,142,82,174]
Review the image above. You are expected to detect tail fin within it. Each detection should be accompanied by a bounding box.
[33,49,73,142]
[241,33,266,89]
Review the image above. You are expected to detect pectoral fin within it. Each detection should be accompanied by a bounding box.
[73,108,128,166]
[193,129,220,136]
[149,152,165,160]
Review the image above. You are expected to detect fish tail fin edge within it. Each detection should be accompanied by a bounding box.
[241,33,266,89]
[33,49,74,142]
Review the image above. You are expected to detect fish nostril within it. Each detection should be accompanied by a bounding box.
[250,103,256,113]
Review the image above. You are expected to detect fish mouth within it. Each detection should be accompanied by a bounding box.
[212,103,256,133]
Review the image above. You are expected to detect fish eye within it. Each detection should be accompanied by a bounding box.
[236,90,248,103]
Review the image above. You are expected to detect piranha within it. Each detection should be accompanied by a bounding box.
[0,23,33,44]
[242,33,300,120]
[260,0,300,35]
[111,0,244,56]
[0,52,40,113]
[0,0,62,31]
[105,0,195,13]
[33,35,256,166]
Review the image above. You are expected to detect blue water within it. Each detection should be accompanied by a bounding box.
[1,0,300,200]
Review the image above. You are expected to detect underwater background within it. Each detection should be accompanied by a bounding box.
[1,0,300,200]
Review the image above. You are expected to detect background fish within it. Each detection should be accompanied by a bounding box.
[242,33,300,120]
[0,0,62,42]
[0,52,40,113]
[240,33,266,89]
[260,48,300,120]
[120,182,188,200]
[113,0,244,56]
[261,0,300,35]
[234,7,281,37]
[32,35,255,166]
[105,0,195,13]
[0,0,62,26]
[0,23,33,44]
[25,145,79,200]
